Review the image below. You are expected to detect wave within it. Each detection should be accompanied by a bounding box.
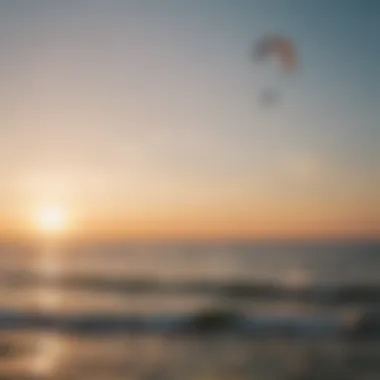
[0,308,345,337]
[3,271,380,305]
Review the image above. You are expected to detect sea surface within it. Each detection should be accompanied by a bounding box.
[0,239,379,379]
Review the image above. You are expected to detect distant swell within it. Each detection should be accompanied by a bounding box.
[3,271,380,305]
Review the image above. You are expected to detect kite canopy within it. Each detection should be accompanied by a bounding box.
[254,35,298,72]
[253,35,298,107]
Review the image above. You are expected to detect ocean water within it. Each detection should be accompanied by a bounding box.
[0,239,379,379]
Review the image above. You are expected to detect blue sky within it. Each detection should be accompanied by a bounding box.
[0,0,378,236]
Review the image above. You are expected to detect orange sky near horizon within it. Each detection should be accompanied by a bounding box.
[2,192,379,240]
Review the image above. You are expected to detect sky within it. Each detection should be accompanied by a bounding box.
[0,0,379,238]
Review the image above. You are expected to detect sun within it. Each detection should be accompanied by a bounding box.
[36,206,67,233]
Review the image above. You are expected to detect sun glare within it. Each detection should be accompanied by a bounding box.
[36,206,67,233]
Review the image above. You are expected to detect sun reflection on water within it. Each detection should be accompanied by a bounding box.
[32,332,65,377]
[32,240,66,377]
